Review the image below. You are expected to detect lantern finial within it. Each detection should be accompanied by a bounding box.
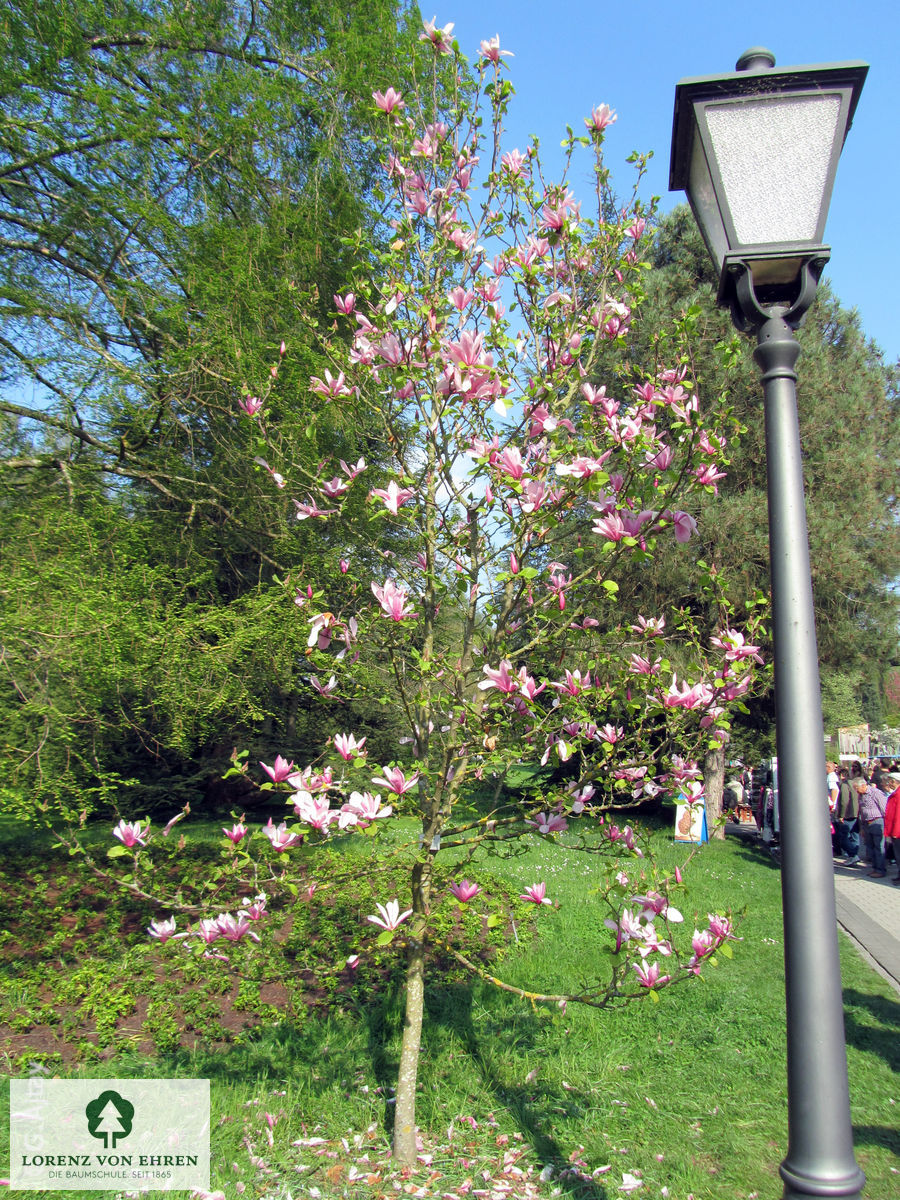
[736,47,776,72]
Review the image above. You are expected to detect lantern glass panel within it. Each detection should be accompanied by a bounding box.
[688,127,728,268]
[704,92,842,246]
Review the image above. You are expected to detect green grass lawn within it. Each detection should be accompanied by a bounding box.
[1,816,898,1199]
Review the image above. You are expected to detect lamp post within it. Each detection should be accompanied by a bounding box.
[669,51,869,1200]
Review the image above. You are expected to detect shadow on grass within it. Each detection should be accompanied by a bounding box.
[842,986,900,1075]
[424,983,610,1200]
[851,1123,900,1157]
[728,839,782,871]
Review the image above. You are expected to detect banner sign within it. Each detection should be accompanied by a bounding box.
[838,724,869,760]
[674,800,708,844]
[10,1078,209,1191]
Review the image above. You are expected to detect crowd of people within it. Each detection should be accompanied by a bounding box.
[827,759,900,882]
[724,758,900,881]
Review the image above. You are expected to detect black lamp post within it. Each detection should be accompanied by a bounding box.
[669,50,869,1200]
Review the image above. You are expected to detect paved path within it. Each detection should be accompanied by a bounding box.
[832,861,900,995]
[727,823,900,995]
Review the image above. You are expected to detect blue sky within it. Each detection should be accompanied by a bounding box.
[425,1,899,362]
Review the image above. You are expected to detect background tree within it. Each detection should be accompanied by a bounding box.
[0,0,424,818]
[615,205,900,765]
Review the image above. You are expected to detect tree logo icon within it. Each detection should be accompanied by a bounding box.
[85,1090,134,1148]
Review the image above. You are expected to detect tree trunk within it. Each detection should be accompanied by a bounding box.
[392,858,432,1164]
[704,739,728,840]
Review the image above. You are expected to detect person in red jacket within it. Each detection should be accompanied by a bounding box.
[883,772,900,884]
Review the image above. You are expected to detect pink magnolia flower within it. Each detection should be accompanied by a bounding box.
[633,960,670,990]
[419,16,455,54]
[663,676,714,710]
[288,764,334,793]
[148,917,179,943]
[568,783,596,812]
[371,480,416,515]
[196,918,221,945]
[604,908,644,951]
[690,928,717,964]
[628,654,661,676]
[259,754,295,783]
[585,103,617,131]
[666,510,698,543]
[526,811,568,834]
[310,369,353,399]
[373,87,405,114]
[333,292,355,314]
[643,926,676,955]
[334,732,367,760]
[708,913,737,942]
[253,457,286,488]
[293,791,334,833]
[113,819,148,848]
[497,445,525,481]
[630,615,665,637]
[310,674,338,697]
[592,512,626,542]
[238,395,263,416]
[161,810,187,837]
[694,463,727,489]
[372,578,417,621]
[663,760,700,791]
[307,611,337,649]
[519,479,549,513]
[321,476,349,498]
[340,456,366,479]
[556,453,611,480]
[343,791,392,822]
[632,891,684,923]
[501,148,527,176]
[478,660,518,695]
[293,497,338,521]
[242,893,267,921]
[261,819,303,852]
[519,882,552,906]
[547,570,571,611]
[678,780,706,808]
[223,822,248,845]
[711,628,763,663]
[550,668,590,696]
[372,766,420,795]
[367,899,413,930]
[598,723,624,745]
[645,443,674,472]
[479,35,512,62]
[215,912,261,943]
[450,880,481,903]
[515,666,545,700]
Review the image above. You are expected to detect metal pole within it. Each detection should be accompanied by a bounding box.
[754,312,865,1200]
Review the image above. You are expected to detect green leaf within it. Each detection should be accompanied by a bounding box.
[106,845,130,858]
[376,929,394,946]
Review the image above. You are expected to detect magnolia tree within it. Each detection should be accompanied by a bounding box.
[98,18,764,1166]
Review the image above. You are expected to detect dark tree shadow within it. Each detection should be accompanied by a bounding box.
[420,982,610,1200]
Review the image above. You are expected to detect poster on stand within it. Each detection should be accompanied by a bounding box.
[674,800,708,844]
